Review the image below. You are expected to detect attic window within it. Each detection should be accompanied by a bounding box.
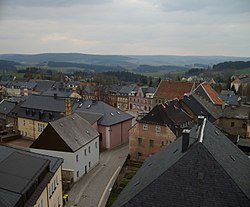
[110,113,114,116]
[215,130,219,135]
[60,123,63,127]
[79,103,83,108]
[134,181,140,186]
[72,117,75,120]
[87,104,91,109]
[230,155,236,161]
[86,130,90,134]
[117,111,121,114]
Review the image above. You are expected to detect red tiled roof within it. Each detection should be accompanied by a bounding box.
[232,78,241,84]
[154,80,196,100]
[201,82,223,105]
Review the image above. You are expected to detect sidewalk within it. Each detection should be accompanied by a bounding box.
[65,144,129,207]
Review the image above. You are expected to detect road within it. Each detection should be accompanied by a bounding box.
[65,144,129,207]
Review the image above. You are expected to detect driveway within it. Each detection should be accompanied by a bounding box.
[65,144,129,207]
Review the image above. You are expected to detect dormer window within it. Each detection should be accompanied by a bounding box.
[143,124,148,130]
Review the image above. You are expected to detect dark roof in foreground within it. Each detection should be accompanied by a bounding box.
[0,145,63,207]
[113,119,250,207]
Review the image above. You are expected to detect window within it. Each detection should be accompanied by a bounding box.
[138,152,142,157]
[23,120,25,126]
[143,124,148,130]
[149,140,154,147]
[156,125,161,133]
[38,123,45,132]
[138,138,142,145]
[76,154,79,162]
[231,122,235,127]
[84,149,87,156]
[242,123,247,128]
[38,199,44,207]
[77,171,79,177]
[95,141,98,148]
[89,161,91,168]
[88,146,91,153]
[161,141,164,147]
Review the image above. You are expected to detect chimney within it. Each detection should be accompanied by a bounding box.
[65,97,72,116]
[198,115,205,126]
[182,129,190,152]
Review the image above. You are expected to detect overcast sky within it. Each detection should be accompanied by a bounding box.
[0,0,250,56]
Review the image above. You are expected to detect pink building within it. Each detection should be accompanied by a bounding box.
[129,86,155,112]
[75,100,134,149]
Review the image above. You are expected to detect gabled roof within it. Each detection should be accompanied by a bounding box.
[181,94,221,122]
[20,94,79,112]
[154,80,196,100]
[232,78,241,84]
[194,82,223,105]
[7,81,37,89]
[140,100,192,126]
[76,111,103,125]
[113,119,250,207]
[75,100,133,126]
[119,85,136,95]
[222,106,249,119]
[32,80,55,92]
[31,113,99,152]
[0,100,16,115]
[219,90,239,106]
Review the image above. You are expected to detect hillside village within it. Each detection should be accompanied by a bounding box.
[0,73,250,207]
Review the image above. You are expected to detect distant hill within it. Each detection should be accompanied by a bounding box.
[213,61,250,71]
[135,64,189,72]
[0,53,250,71]
[48,61,125,72]
[0,60,20,71]
[0,53,136,68]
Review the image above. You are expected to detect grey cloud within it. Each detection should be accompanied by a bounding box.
[1,0,111,7]
[151,0,250,14]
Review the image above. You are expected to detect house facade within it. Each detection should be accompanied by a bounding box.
[129,100,193,161]
[30,113,100,182]
[75,100,133,149]
[129,86,155,112]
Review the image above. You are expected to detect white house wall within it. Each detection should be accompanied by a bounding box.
[30,137,99,182]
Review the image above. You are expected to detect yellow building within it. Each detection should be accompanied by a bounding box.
[0,145,63,207]
[18,117,48,139]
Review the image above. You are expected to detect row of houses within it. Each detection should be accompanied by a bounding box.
[129,81,250,162]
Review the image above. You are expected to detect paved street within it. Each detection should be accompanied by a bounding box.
[65,144,129,207]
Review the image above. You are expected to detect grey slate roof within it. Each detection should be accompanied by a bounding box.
[76,111,103,125]
[20,94,79,112]
[0,100,16,115]
[219,90,239,106]
[7,81,37,89]
[119,85,136,95]
[113,119,250,207]
[222,106,249,119]
[49,113,99,151]
[75,100,133,126]
[41,87,72,98]
[32,80,55,93]
[0,145,63,207]
[181,94,218,122]
[139,99,192,135]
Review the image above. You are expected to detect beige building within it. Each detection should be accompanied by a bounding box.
[129,100,193,161]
